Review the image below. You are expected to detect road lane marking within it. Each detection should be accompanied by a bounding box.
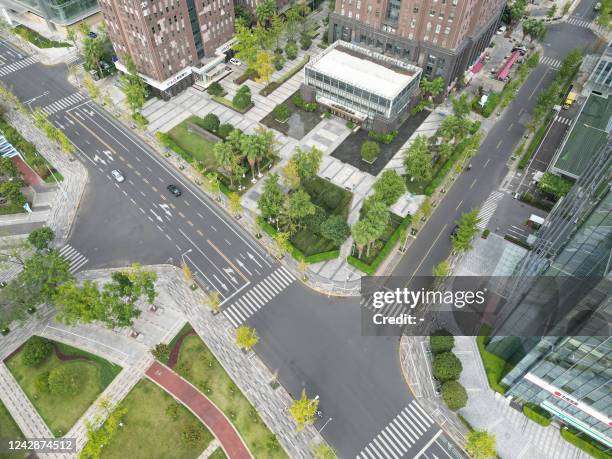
[143,177,149,183]
[130,198,136,205]
[197,212,204,219]
[508,123,514,130]
[469,179,477,189]
[184,201,190,206]
[530,67,550,98]
[455,199,463,211]
[187,220,193,226]
[225,239,232,246]
[152,186,158,192]
[135,170,141,176]
[483,158,490,168]
[178,211,185,218]
[410,225,448,281]
[206,239,248,281]
[495,140,502,149]
[127,163,134,169]
[196,230,204,236]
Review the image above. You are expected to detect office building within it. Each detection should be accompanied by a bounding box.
[488,140,612,448]
[588,41,612,97]
[301,40,422,130]
[328,0,504,89]
[98,0,235,99]
[1,0,99,28]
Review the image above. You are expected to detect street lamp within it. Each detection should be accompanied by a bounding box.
[181,248,193,264]
[583,123,609,134]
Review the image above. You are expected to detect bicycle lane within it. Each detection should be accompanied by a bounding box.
[146,360,252,459]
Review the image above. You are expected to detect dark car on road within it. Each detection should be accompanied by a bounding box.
[450,225,460,238]
[167,184,182,197]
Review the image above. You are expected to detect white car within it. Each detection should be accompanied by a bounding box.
[229,58,241,66]
[594,2,601,10]
[111,169,125,183]
[496,25,507,35]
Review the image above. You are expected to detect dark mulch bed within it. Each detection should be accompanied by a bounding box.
[260,90,323,140]
[167,329,197,368]
[331,109,431,175]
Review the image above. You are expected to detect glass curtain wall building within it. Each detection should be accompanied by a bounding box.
[12,0,99,25]
[487,139,612,447]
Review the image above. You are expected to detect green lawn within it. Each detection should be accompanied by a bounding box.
[100,379,213,459]
[209,448,228,459]
[174,334,288,459]
[0,399,27,459]
[291,177,353,257]
[5,337,122,437]
[167,117,218,169]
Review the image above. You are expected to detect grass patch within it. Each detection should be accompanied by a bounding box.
[523,403,552,426]
[209,447,228,459]
[475,326,512,395]
[13,25,70,48]
[43,170,64,183]
[100,379,213,459]
[560,426,612,459]
[166,118,218,169]
[5,337,121,437]
[0,202,26,215]
[0,399,27,459]
[519,114,553,169]
[211,95,253,114]
[260,55,310,96]
[175,334,288,459]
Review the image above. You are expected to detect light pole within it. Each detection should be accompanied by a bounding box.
[181,248,193,264]
[318,417,332,434]
[583,123,609,134]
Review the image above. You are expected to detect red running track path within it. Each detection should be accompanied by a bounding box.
[146,360,252,459]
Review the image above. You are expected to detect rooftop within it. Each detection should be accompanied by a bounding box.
[552,93,612,179]
[307,41,421,100]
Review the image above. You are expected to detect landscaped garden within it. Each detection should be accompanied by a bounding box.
[261,90,323,140]
[5,336,122,437]
[12,25,70,49]
[157,115,278,195]
[258,146,353,263]
[99,379,214,459]
[0,399,26,459]
[167,326,288,459]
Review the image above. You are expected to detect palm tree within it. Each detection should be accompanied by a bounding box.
[214,142,237,188]
[240,135,259,182]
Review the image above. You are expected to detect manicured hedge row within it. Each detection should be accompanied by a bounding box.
[423,137,471,196]
[233,69,257,85]
[258,218,340,263]
[347,216,411,275]
[13,25,70,48]
[260,54,310,96]
[560,427,612,459]
[519,114,552,169]
[523,403,552,427]
[211,95,252,114]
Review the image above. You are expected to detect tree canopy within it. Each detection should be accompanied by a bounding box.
[465,430,497,459]
[289,388,318,431]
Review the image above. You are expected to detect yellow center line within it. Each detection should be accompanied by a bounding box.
[207,239,248,281]
[196,229,204,236]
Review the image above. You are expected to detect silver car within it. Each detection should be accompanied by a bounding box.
[111,169,125,183]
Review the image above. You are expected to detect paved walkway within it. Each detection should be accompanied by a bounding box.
[147,360,251,459]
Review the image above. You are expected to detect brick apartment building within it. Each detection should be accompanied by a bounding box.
[98,0,236,98]
[328,0,505,90]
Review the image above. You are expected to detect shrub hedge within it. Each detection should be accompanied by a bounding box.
[423,136,472,196]
[13,25,70,48]
[519,114,552,169]
[156,131,193,164]
[212,95,252,114]
[523,403,552,427]
[368,130,398,144]
[560,427,612,459]
[291,93,317,112]
[260,55,310,96]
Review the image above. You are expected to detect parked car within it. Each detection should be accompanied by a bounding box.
[450,225,460,238]
[594,2,602,11]
[496,25,507,35]
[167,184,182,197]
[512,46,528,55]
[111,169,125,183]
[88,31,98,39]
[229,58,241,66]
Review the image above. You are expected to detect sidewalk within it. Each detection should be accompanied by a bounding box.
[147,360,252,459]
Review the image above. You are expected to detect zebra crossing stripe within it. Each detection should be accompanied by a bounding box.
[477,191,504,229]
[407,405,428,431]
[223,308,241,327]
[373,436,398,459]
[381,429,405,455]
[387,422,411,450]
[264,277,282,293]
[395,413,417,443]
[412,400,434,424]
[58,244,88,273]
[402,408,424,435]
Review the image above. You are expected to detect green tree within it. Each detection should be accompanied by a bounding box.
[292,146,323,181]
[234,5,255,27]
[151,343,170,361]
[283,159,301,190]
[234,24,260,71]
[48,365,82,395]
[556,49,582,84]
[273,231,291,258]
[214,141,239,188]
[432,260,450,277]
[537,172,573,199]
[420,76,445,104]
[404,135,432,182]
[229,192,242,216]
[82,35,104,76]
[53,280,103,325]
[269,14,285,50]
[451,93,472,118]
[21,250,73,305]
[201,113,220,133]
[81,403,128,459]
[289,388,318,431]
[285,189,316,228]
[235,324,259,350]
[285,7,302,42]
[465,430,497,459]
[83,73,100,100]
[272,102,291,122]
[0,180,26,208]
[364,199,390,241]
[351,219,375,259]
[22,337,53,366]
[120,54,148,116]
[442,380,468,410]
[313,443,337,459]
[547,4,557,18]
[255,0,276,24]
[432,351,463,381]
[507,0,526,24]
[258,173,284,222]
[28,226,55,251]
[361,140,380,162]
[373,170,406,206]
[522,19,546,42]
[233,85,252,110]
[0,156,19,180]
[320,215,350,246]
[452,208,481,252]
[430,332,455,354]
[66,28,78,49]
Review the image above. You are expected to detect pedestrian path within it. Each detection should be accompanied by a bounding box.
[476,190,505,230]
[357,401,438,459]
[64,52,82,66]
[541,56,561,70]
[0,55,38,77]
[223,267,295,327]
[58,244,88,273]
[554,114,573,126]
[566,16,592,29]
[146,360,252,459]
[39,92,86,116]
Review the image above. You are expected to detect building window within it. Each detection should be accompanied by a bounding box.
[413,6,418,12]
[429,8,435,16]
[444,26,450,34]
[435,24,441,33]
[426,21,431,30]
[411,18,416,27]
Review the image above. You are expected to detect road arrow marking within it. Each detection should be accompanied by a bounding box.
[103,150,113,161]
[223,268,238,285]
[236,259,252,276]
[93,154,107,166]
[150,209,163,223]
[159,203,172,217]
[247,252,263,268]
[212,274,228,291]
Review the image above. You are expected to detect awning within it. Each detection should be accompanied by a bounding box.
[497,51,520,80]
[0,136,18,158]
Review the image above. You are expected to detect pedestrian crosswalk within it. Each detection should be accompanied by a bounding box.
[567,16,592,29]
[64,53,82,66]
[222,267,295,327]
[477,190,504,230]
[39,92,87,116]
[540,56,561,70]
[0,55,39,77]
[58,244,89,273]
[554,114,573,126]
[357,401,437,459]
